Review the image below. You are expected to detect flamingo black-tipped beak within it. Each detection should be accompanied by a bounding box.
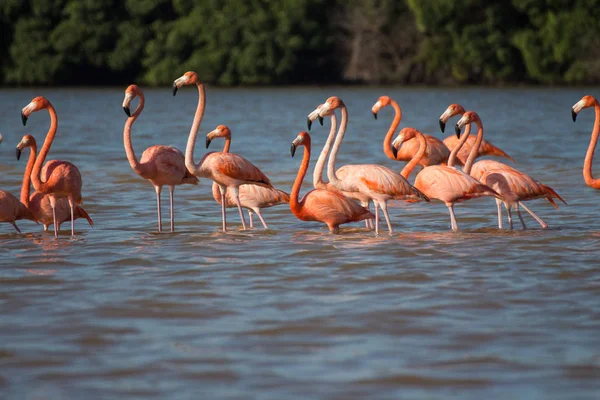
[318,116,323,126]
[172,83,178,96]
[206,137,212,149]
[572,109,577,122]
[21,111,27,126]
[290,143,297,157]
[307,118,312,131]
[455,124,461,138]
[373,112,378,120]
[439,119,446,133]
[123,106,131,117]
[16,148,21,160]
[391,146,398,158]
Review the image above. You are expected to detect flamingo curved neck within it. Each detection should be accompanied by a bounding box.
[123,92,149,177]
[401,132,427,179]
[291,139,311,214]
[327,105,349,190]
[584,103,600,188]
[21,141,37,206]
[313,114,337,189]
[222,136,231,154]
[448,124,471,167]
[31,104,58,193]
[185,82,207,175]
[383,100,402,161]
[463,119,483,175]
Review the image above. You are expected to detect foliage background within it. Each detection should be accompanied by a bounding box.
[1,0,599,86]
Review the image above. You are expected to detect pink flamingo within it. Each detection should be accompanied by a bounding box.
[206,126,289,229]
[173,71,273,231]
[21,96,85,237]
[123,84,198,232]
[290,132,374,233]
[439,103,514,165]
[455,112,566,229]
[307,105,374,230]
[571,95,600,189]
[372,96,457,169]
[0,190,31,233]
[317,96,429,235]
[393,126,502,232]
[16,135,93,232]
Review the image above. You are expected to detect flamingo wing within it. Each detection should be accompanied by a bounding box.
[300,189,373,224]
[415,166,499,204]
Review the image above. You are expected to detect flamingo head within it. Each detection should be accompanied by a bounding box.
[371,96,392,119]
[122,84,140,117]
[439,103,466,133]
[307,104,324,130]
[455,111,479,138]
[172,71,199,96]
[572,95,598,122]
[21,96,50,126]
[291,131,311,157]
[206,124,231,149]
[318,96,344,118]
[16,134,36,160]
[391,127,421,158]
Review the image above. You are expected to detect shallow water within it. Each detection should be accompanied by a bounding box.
[0,86,599,399]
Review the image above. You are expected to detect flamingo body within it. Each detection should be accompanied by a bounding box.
[414,166,499,204]
[0,191,30,232]
[28,192,93,232]
[38,160,82,202]
[443,136,514,164]
[139,145,198,187]
[396,135,455,167]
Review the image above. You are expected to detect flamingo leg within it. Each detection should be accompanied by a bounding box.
[155,185,162,233]
[519,202,548,229]
[361,201,372,229]
[231,186,247,230]
[218,185,227,232]
[44,225,49,232]
[515,203,527,230]
[496,199,503,229]
[379,201,393,235]
[248,210,254,229]
[11,222,21,233]
[448,204,458,232]
[255,210,268,230]
[169,185,175,232]
[49,196,58,238]
[505,203,513,230]
[374,201,380,235]
[68,197,75,237]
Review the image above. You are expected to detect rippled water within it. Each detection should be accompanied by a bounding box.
[1,86,599,399]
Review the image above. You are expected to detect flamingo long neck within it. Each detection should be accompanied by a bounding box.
[123,92,149,177]
[313,114,337,189]
[383,100,402,160]
[463,119,483,175]
[447,123,471,167]
[290,138,311,214]
[583,102,600,188]
[21,141,37,206]
[185,83,207,175]
[401,132,427,179]
[31,104,58,193]
[327,105,348,189]
[222,135,231,153]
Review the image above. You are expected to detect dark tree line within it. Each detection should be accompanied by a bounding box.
[1,0,599,86]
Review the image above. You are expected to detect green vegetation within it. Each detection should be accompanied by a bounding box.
[1,0,599,85]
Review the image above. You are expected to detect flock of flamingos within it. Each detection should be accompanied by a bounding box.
[1,70,599,237]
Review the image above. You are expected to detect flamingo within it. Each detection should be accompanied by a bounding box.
[289,132,374,233]
[371,96,456,168]
[123,84,198,232]
[439,103,514,165]
[21,96,85,237]
[393,126,502,232]
[16,135,93,232]
[454,111,566,229]
[205,126,289,229]
[307,105,374,230]
[316,96,429,235]
[571,95,600,189]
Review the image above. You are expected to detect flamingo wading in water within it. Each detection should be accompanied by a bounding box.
[316,96,429,235]
[289,132,374,233]
[571,95,600,189]
[122,84,198,232]
[16,135,93,232]
[206,126,289,229]
[173,71,273,231]
[21,96,85,237]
